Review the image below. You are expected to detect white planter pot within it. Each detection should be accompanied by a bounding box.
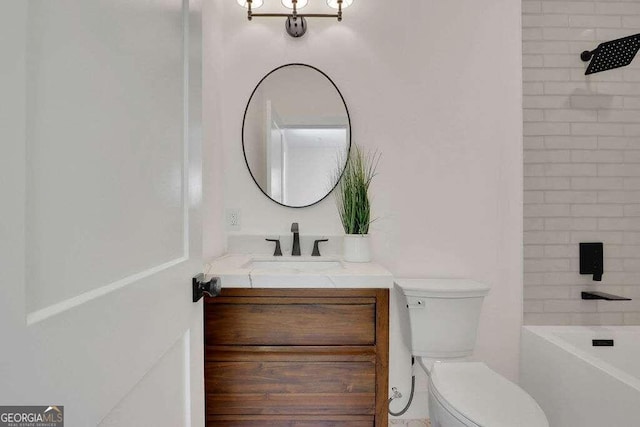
[343,234,371,263]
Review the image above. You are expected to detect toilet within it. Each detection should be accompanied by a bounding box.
[395,279,548,427]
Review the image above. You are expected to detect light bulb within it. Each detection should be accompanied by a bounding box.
[281,0,308,9]
[327,0,353,9]
[237,0,264,8]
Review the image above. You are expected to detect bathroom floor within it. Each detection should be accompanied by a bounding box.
[389,420,431,427]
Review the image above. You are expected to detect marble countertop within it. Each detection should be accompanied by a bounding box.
[206,253,394,289]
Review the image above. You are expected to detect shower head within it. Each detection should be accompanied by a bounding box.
[580,33,640,75]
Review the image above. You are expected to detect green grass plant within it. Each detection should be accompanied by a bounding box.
[334,144,380,235]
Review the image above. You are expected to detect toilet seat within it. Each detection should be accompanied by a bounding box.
[428,361,548,427]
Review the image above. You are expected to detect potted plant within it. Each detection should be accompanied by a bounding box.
[334,144,380,262]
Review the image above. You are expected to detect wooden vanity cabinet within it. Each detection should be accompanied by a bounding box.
[204,288,389,427]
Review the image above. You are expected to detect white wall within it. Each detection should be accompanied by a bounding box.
[523,0,640,325]
[204,0,523,419]
[203,0,226,260]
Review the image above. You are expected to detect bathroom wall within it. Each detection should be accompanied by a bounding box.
[203,0,523,420]
[523,0,640,325]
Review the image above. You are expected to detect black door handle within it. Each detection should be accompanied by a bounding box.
[192,273,221,302]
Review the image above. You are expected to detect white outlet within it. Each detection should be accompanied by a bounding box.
[226,208,241,231]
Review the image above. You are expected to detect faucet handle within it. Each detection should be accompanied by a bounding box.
[291,222,299,232]
[312,239,329,257]
[265,238,283,256]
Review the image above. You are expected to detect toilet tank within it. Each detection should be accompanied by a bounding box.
[395,279,490,359]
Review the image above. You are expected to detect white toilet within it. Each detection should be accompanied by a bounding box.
[395,278,549,427]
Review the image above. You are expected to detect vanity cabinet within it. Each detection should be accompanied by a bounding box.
[204,288,389,427]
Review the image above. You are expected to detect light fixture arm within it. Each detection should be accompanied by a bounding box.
[241,0,350,38]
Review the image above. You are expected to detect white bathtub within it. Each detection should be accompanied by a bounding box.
[521,326,640,427]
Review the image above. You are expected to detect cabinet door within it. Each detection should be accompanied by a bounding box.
[204,289,388,427]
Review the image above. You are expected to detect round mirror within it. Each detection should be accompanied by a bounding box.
[242,64,351,208]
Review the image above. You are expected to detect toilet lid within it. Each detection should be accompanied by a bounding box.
[429,362,548,427]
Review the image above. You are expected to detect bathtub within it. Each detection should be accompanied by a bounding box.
[521,326,640,427]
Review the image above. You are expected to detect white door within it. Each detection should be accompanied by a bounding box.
[0,1,205,426]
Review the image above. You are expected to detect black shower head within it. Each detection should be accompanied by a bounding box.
[580,33,640,75]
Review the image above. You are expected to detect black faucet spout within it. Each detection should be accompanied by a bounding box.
[291,222,300,256]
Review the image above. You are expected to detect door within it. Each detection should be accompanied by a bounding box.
[0,1,205,426]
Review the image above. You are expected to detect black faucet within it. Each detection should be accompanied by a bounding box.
[580,242,603,281]
[291,222,301,256]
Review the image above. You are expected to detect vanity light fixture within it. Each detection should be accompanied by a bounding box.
[237,0,353,38]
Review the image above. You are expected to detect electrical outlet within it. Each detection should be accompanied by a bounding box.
[226,208,241,231]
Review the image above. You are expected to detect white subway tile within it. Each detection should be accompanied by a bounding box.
[571,123,625,136]
[524,68,572,81]
[571,204,624,217]
[523,28,544,41]
[524,313,571,325]
[623,151,640,163]
[526,177,572,190]
[623,97,640,109]
[524,95,569,109]
[524,300,545,313]
[526,258,572,272]
[523,41,571,54]
[543,27,596,41]
[545,163,598,176]
[624,204,640,216]
[524,109,544,122]
[546,136,597,149]
[543,2,596,14]
[524,286,572,299]
[595,2,640,15]
[598,164,640,176]
[545,190,598,203]
[598,110,640,122]
[525,230,572,244]
[544,244,579,258]
[525,204,572,217]
[544,299,597,313]
[524,82,545,95]
[599,218,640,230]
[523,54,545,68]
[598,191,640,203]
[622,15,640,28]
[524,14,569,28]
[571,150,624,163]
[525,272,546,285]
[525,191,545,203]
[597,137,636,149]
[571,177,624,190]
[546,109,598,122]
[523,1,542,14]
[570,231,624,244]
[569,15,622,28]
[524,150,571,163]
[570,312,624,325]
[525,246,545,258]
[524,136,545,150]
[524,218,545,230]
[544,54,582,68]
[525,122,571,136]
[570,95,623,109]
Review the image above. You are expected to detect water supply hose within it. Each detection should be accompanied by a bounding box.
[387,375,416,417]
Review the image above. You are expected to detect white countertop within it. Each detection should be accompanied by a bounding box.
[206,254,394,289]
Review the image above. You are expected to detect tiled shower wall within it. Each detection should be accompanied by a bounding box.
[523,0,640,325]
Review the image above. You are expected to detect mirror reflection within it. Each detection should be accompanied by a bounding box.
[242,64,351,208]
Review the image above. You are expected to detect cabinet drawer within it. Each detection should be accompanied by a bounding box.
[205,301,375,346]
[206,361,375,395]
[206,415,374,426]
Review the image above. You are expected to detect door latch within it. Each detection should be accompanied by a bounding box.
[192,273,221,302]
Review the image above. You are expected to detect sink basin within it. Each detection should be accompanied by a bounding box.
[245,259,343,272]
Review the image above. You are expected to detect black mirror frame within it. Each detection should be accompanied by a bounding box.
[241,63,352,209]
